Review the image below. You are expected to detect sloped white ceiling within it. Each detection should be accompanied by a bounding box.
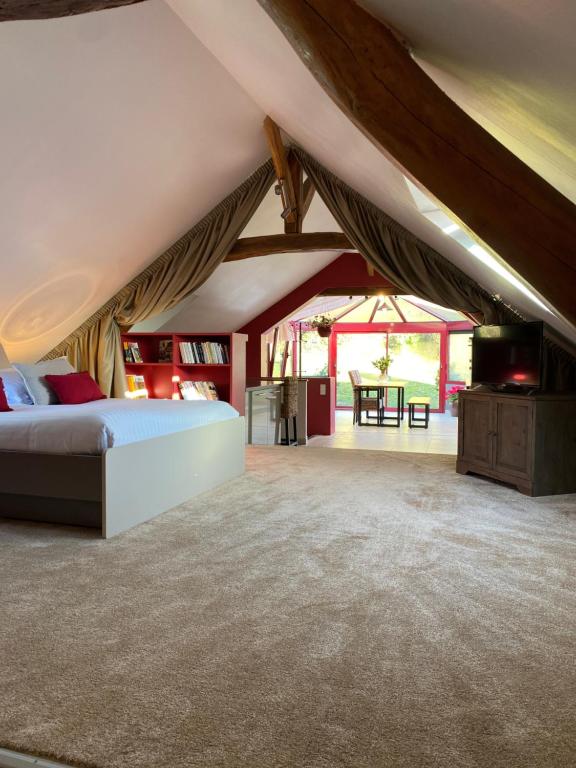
[0,0,267,362]
[167,0,576,344]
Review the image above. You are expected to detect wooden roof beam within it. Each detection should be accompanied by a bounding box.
[258,0,576,327]
[0,1,145,20]
[226,232,353,261]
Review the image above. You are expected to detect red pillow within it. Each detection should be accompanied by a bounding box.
[44,371,106,405]
[0,377,13,412]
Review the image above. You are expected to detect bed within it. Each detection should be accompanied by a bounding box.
[0,399,245,538]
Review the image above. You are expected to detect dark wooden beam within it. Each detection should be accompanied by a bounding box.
[258,0,576,326]
[285,150,304,233]
[320,286,394,296]
[226,232,353,261]
[0,0,144,20]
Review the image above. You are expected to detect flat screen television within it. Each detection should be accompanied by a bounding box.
[471,321,544,388]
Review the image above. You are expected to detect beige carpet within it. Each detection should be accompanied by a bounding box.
[1,448,575,768]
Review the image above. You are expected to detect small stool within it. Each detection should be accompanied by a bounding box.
[408,397,430,429]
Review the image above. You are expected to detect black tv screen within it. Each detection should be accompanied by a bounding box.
[472,322,543,387]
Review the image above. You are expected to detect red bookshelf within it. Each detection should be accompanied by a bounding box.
[121,332,247,415]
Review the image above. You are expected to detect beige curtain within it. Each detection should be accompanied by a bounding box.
[45,158,275,396]
[293,147,515,324]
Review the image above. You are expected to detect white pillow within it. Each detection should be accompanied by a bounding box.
[12,357,76,405]
[0,368,34,406]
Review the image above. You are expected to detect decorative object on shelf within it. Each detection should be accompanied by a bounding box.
[158,339,173,363]
[372,355,392,381]
[309,314,335,337]
[171,375,181,400]
[447,385,465,416]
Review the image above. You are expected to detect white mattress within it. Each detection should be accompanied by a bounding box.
[0,398,239,455]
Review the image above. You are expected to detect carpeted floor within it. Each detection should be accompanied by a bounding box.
[1,447,575,768]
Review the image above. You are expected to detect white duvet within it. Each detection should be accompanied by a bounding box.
[0,398,239,455]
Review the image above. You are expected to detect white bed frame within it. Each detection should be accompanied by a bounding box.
[0,747,70,767]
[0,417,245,538]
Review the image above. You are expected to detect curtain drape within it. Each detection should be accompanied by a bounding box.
[293,147,515,325]
[293,147,575,390]
[45,158,275,396]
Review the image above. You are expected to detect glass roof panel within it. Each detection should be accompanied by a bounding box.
[397,299,436,322]
[293,294,470,326]
[336,298,377,323]
[402,296,468,322]
[372,299,401,323]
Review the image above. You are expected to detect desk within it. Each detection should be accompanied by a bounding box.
[353,382,406,427]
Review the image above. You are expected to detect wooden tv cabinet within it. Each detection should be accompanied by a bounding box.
[457,389,576,496]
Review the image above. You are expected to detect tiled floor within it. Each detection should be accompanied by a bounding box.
[306,409,458,454]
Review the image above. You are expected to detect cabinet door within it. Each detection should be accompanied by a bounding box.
[493,400,533,479]
[459,395,493,469]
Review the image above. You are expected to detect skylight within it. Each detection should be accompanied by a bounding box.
[404,179,552,314]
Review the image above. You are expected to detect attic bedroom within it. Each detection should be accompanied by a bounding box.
[0,2,575,768]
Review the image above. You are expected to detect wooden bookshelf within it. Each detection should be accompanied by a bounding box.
[121,332,247,415]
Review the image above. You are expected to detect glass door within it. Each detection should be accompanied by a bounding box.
[335,332,388,406]
[387,333,441,409]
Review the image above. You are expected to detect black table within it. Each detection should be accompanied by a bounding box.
[353,382,405,427]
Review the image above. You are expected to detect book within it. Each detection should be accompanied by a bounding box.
[124,341,143,363]
[157,339,173,363]
[123,341,133,363]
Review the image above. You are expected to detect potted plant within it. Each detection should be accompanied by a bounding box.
[447,385,465,416]
[309,314,335,338]
[372,355,392,381]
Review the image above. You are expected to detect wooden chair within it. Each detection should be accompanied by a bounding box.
[348,370,383,425]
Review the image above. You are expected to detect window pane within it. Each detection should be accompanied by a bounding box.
[448,332,473,383]
[300,331,329,377]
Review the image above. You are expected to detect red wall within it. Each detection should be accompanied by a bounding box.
[238,252,393,379]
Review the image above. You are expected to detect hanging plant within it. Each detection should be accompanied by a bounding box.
[309,314,335,338]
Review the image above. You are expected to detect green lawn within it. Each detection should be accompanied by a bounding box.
[337,376,439,410]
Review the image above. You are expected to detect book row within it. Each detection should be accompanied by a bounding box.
[179,341,229,365]
[125,374,219,401]
[123,339,229,365]
[179,380,219,401]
